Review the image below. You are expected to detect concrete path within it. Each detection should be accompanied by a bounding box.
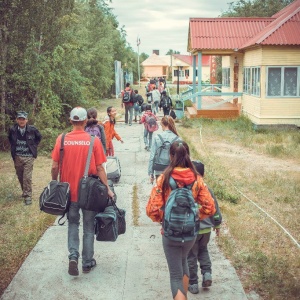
[1,117,248,300]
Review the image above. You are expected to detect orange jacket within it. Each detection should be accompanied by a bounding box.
[102,119,121,151]
[146,167,216,223]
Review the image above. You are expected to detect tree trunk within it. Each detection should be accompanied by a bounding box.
[0,20,8,133]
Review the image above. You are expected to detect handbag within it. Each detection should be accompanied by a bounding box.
[78,136,108,212]
[39,133,70,225]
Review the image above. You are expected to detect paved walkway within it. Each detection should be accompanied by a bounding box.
[1,116,248,300]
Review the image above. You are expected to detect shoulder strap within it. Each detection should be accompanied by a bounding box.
[58,133,66,181]
[171,135,179,144]
[83,135,95,177]
[169,176,178,190]
[157,134,164,144]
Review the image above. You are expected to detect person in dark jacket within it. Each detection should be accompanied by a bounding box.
[159,90,173,116]
[8,111,42,205]
[133,90,144,122]
[187,160,223,294]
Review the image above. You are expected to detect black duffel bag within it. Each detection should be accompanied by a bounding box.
[95,206,118,242]
[77,136,108,212]
[40,180,70,216]
[39,133,70,225]
[78,175,108,212]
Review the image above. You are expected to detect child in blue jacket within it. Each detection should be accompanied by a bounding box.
[187,160,222,294]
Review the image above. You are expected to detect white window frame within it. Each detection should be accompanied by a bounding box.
[266,66,300,97]
[243,67,260,97]
[222,68,230,87]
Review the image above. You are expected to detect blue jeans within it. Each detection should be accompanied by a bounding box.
[125,105,133,124]
[143,128,153,149]
[67,202,97,268]
[152,101,159,115]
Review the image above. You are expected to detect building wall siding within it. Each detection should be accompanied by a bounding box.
[243,48,263,66]
[261,46,300,66]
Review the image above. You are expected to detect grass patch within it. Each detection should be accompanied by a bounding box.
[177,118,300,300]
[0,166,55,295]
[132,184,139,226]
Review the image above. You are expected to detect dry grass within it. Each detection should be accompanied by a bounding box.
[132,184,140,226]
[0,153,55,295]
[178,118,300,300]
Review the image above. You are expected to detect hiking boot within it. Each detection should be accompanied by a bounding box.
[82,258,96,273]
[129,123,132,126]
[202,272,212,288]
[68,259,79,276]
[188,283,199,294]
[24,197,32,205]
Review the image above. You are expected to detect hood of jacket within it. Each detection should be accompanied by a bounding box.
[171,167,196,186]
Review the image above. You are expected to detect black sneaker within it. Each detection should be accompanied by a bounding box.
[68,259,79,276]
[82,258,96,273]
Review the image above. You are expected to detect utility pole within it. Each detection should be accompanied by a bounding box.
[137,36,141,87]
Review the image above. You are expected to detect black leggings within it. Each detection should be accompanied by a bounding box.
[162,235,196,298]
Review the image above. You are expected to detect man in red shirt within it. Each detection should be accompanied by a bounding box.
[51,107,114,276]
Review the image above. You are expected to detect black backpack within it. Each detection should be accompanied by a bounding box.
[161,96,171,108]
[122,90,133,103]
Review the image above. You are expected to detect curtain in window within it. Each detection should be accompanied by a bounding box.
[268,68,281,96]
[284,67,297,96]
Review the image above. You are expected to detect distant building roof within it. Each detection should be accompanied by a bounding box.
[141,53,170,66]
[188,0,300,53]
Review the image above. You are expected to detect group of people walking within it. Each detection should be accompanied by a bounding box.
[7,83,221,299]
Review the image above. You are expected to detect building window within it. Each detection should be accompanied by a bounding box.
[243,67,260,96]
[222,68,230,87]
[174,69,184,77]
[185,69,189,77]
[267,66,299,97]
[243,68,251,94]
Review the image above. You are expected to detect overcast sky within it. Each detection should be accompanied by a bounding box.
[108,0,233,56]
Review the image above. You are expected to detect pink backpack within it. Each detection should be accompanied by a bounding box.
[145,115,158,132]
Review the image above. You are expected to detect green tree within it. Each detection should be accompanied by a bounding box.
[221,0,294,17]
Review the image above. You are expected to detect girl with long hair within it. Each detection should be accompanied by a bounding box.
[148,115,179,183]
[146,140,216,300]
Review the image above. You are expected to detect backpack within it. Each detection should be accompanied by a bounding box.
[145,114,158,132]
[153,135,179,172]
[122,89,133,103]
[163,177,199,242]
[170,109,177,119]
[85,125,101,139]
[161,96,171,108]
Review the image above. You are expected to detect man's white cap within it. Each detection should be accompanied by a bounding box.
[70,107,87,121]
